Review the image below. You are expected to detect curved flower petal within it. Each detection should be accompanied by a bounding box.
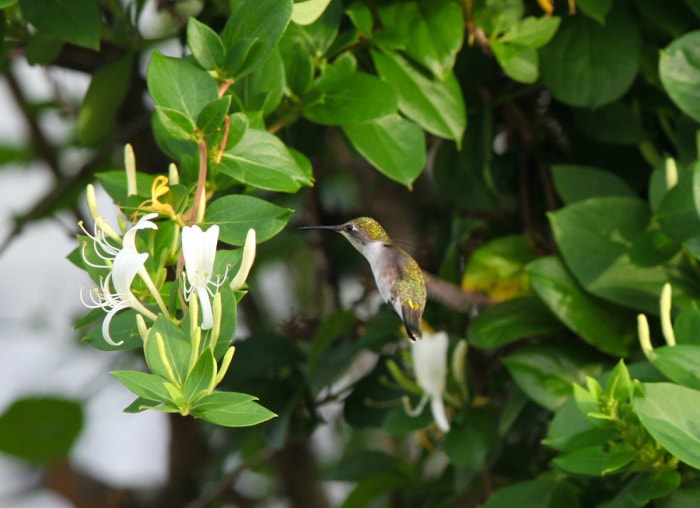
[122,212,159,252]
[182,224,223,330]
[409,330,450,431]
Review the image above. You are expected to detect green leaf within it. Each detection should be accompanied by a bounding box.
[539,7,641,107]
[291,0,332,25]
[553,444,636,476]
[303,71,398,125]
[154,106,197,141]
[649,345,700,390]
[577,0,613,23]
[635,382,700,469]
[204,195,292,246]
[111,370,175,404]
[0,397,83,464]
[544,397,618,452]
[461,235,535,301]
[382,403,433,436]
[503,343,602,411]
[221,0,292,79]
[230,48,285,116]
[372,49,466,147]
[78,56,132,146]
[19,0,100,50]
[675,302,700,345]
[468,295,564,349]
[491,40,539,84]
[196,96,231,135]
[444,407,498,470]
[187,17,225,71]
[347,2,373,36]
[657,163,700,245]
[376,0,464,80]
[628,228,679,267]
[629,471,681,505]
[342,115,426,188]
[279,36,314,96]
[551,164,637,204]
[81,308,142,351]
[190,391,276,427]
[144,316,190,386]
[95,170,154,204]
[482,478,580,508]
[500,16,561,48]
[147,51,219,118]
[218,128,313,192]
[340,473,412,508]
[573,102,648,145]
[182,351,216,403]
[549,197,667,314]
[527,257,633,356]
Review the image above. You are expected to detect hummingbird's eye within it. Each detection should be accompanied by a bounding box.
[344,224,354,233]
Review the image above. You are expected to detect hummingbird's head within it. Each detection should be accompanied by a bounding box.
[299,217,391,252]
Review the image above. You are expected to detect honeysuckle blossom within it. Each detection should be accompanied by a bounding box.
[80,213,160,345]
[229,228,256,291]
[182,224,226,330]
[407,330,451,432]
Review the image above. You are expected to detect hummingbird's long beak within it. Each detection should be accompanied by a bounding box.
[299,225,342,231]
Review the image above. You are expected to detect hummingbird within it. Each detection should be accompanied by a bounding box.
[300,217,427,340]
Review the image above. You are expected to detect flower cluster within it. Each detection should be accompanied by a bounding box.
[74,145,271,426]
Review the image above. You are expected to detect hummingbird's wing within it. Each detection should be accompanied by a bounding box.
[394,250,427,341]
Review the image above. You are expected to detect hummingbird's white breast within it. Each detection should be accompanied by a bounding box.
[362,241,402,316]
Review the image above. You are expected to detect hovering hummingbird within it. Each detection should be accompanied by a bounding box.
[300,217,427,340]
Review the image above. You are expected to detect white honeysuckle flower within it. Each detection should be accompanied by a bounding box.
[80,213,160,345]
[229,228,256,291]
[408,330,451,432]
[182,224,226,330]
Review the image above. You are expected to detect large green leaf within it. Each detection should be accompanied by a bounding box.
[660,30,700,123]
[656,162,700,245]
[190,391,276,427]
[19,0,100,50]
[549,197,666,314]
[187,17,225,71]
[112,370,175,404]
[491,40,539,84]
[468,295,564,349]
[303,71,397,125]
[218,128,313,192]
[635,382,700,469]
[482,477,579,508]
[342,115,426,188]
[649,345,700,391]
[204,195,292,246]
[500,16,561,48]
[230,48,285,116]
[0,397,83,464]
[78,56,132,146]
[372,49,466,147]
[443,407,498,470]
[573,102,647,145]
[147,51,219,119]
[527,257,633,356]
[221,0,292,79]
[577,0,613,23]
[540,7,641,107]
[551,164,637,205]
[503,343,602,411]
[376,0,464,80]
